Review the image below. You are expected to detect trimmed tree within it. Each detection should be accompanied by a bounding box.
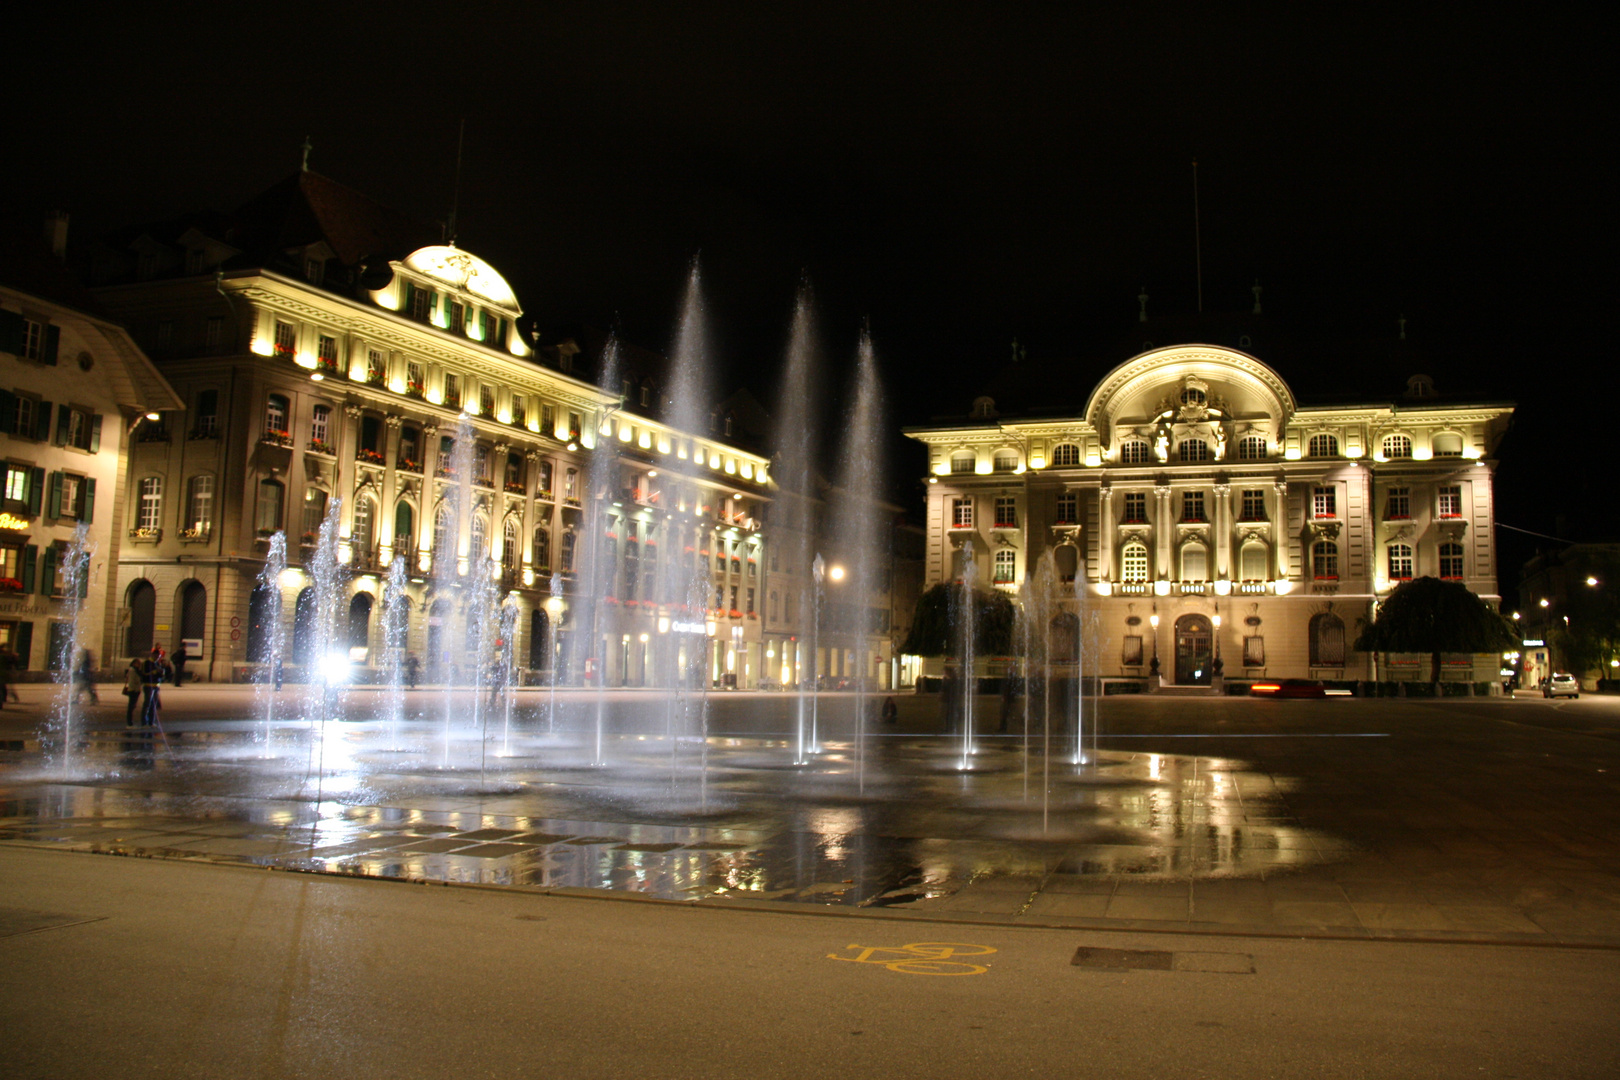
[1354,576,1518,683]
[901,582,1016,658]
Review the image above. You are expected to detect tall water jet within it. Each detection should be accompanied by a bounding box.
[432,415,477,763]
[45,524,93,777]
[381,551,410,749]
[957,538,978,769]
[773,281,821,765]
[546,572,563,733]
[832,329,885,791]
[254,532,288,750]
[300,497,345,728]
[585,335,624,767]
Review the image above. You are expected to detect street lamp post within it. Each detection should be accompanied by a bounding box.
[1148,607,1161,687]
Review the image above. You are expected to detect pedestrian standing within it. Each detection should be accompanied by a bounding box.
[74,648,99,704]
[122,657,143,726]
[880,696,898,724]
[140,646,166,727]
[171,644,189,687]
[404,654,420,689]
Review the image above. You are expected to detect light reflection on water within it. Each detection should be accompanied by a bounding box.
[0,723,1344,906]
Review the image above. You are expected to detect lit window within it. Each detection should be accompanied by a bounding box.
[1312,541,1339,579]
[273,321,296,357]
[1386,487,1411,519]
[1438,485,1463,517]
[993,549,1016,584]
[1388,543,1414,580]
[265,394,289,437]
[1312,486,1336,518]
[1382,434,1412,459]
[1308,434,1338,458]
[1432,433,1464,457]
[993,451,1018,472]
[1121,541,1149,583]
[302,488,328,537]
[186,475,214,533]
[352,496,375,553]
[1123,492,1146,523]
[1118,440,1149,464]
[1180,439,1209,462]
[309,405,331,449]
[952,498,973,528]
[1181,544,1207,581]
[1181,491,1206,522]
[138,477,163,531]
[1051,443,1081,467]
[994,496,1017,528]
[1439,542,1464,579]
[1237,435,1266,460]
[1240,489,1266,521]
[950,451,976,473]
[316,335,338,368]
[255,480,283,533]
[533,527,550,570]
[1240,542,1268,582]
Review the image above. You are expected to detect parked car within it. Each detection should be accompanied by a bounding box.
[1542,673,1580,699]
[1250,679,1327,699]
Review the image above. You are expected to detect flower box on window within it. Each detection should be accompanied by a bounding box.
[366,370,387,388]
[307,440,334,456]
[728,609,744,619]
[261,429,292,447]
[356,448,385,465]
[299,532,316,546]
[0,577,21,593]
[537,488,554,501]
[397,457,422,473]
[178,527,210,542]
[504,481,526,494]
[404,382,425,399]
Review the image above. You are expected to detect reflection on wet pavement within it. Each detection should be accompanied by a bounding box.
[0,719,1342,909]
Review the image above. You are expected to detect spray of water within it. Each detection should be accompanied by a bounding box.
[254,532,287,751]
[45,524,94,777]
[834,329,885,791]
[774,281,820,764]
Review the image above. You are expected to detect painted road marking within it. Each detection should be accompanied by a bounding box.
[828,942,997,975]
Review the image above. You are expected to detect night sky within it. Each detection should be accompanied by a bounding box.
[7,6,1612,595]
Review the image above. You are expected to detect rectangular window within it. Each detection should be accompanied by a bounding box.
[1313,542,1339,579]
[450,302,465,334]
[367,348,387,384]
[1055,492,1077,524]
[205,316,223,346]
[1240,489,1266,521]
[1388,545,1414,580]
[480,384,495,416]
[310,405,330,448]
[443,373,460,408]
[409,285,432,321]
[59,406,96,451]
[538,461,554,499]
[951,497,973,528]
[1243,636,1265,666]
[1386,487,1410,519]
[273,321,296,357]
[1439,543,1465,579]
[193,389,218,436]
[58,474,81,520]
[511,394,527,425]
[3,465,27,504]
[1438,485,1463,517]
[1312,486,1336,518]
[406,361,425,396]
[1181,491,1206,522]
[1121,636,1143,666]
[13,395,37,437]
[21,318,44,359]
[1123,492,1146,523]
[186,475,215,533]
[138,477,162,532]
[994,496,1017,528]
[542,403,556,435]
[746,588,756,614]
[993,549,1016,584]
[568,412,583,439]
[316,335,338,368]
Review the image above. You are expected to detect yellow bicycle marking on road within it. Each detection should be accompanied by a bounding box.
[827,942,997,975]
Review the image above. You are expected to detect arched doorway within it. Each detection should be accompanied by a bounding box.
[347,593,374,661]
[292,587,318,671]
[529,608,550,672]
[125,579,156,657]
[427,598,451,679]
[1174,614,1213,685]
[247,583,280,662]
[178,580,206,647]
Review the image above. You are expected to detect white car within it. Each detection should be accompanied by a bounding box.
[1542,673,1580,699]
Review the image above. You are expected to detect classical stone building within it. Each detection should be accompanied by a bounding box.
[905,344,1514,687]
[1,222,182,676]
[85,171,773,686]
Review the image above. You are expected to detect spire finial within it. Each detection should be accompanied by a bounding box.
[301,136,312,172]
[1138,287,1149,323]
[1252,279,1263,315]
[1398,314,1407,341]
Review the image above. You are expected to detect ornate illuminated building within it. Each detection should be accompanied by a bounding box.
[85,171,776,686]
[905,343,1514,686]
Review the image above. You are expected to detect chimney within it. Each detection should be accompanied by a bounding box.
[43,211,69,259]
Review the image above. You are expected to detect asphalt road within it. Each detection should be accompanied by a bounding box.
[3,845,1615,1080]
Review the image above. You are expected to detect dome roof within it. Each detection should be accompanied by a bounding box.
[401,245,520,312]
[1084,344,1296,447]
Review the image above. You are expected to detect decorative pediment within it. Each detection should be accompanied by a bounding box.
[1308,520,1341,541]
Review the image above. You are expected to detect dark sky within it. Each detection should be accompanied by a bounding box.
[8,5,1613,591]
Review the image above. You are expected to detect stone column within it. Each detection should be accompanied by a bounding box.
[1213,482,1232,581]
[1273,479,1290,580]
[338,405,362,542]
[1154,481,1173,581]
[420,424,440,568]
[1098,483,1115,582]
[381,415,402,560]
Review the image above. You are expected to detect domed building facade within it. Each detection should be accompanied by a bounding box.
[905,344,1514,688]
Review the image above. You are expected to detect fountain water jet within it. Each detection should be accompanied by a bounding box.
[254,532,288,752]
[44,523,94,778]
[380,551,410,750]
[773,281,821,765]
[833,329,885,791]
[957,538,978,769]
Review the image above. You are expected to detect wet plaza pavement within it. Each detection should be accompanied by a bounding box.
[3,685,1619,946]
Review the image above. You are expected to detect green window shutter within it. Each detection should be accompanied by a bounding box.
[43,325,60,365]
[0,310,22,355]
[26,467,44,516]
[34,400,52,441]
[54,404,69,446]
[41,545,57,596]
[89,414,102,453]
[401,282,414,313]
[13,621,31,670]
[0,389,13,435]
[48,472,62,518]
[21,544,37,592]
[82,477,96,524]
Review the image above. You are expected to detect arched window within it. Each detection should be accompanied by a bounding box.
[254,479,283,534]
[533,527,550,570]
[393,502,414,552]
[1237,435,1267,460]
[1382,434,1412,459]
[1240,542,1268,582]
[246,582,279,663]
[1121,541,1149,583]
[264,394,289,437]
[432,507,453,562]
[1388,543,1414,581]
[352,495,375,554]
[1180,386,1206,407]
[470,514,489,564]
[347,593,373,651]
[1119,440,1150,464]
[1439,542,1465,579]
[1309,612,1346,666]
[1180,439,1209,462]
[1312,540,1339,580]
[1181,543,1208,582]
[1432,432,1464,457]
[502,519,519,571]
[1308,434,1339,458]
[950,451,976,473]
[993,549,1016,584]
[1051,443,1081,467]
[992,450,1018,472]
